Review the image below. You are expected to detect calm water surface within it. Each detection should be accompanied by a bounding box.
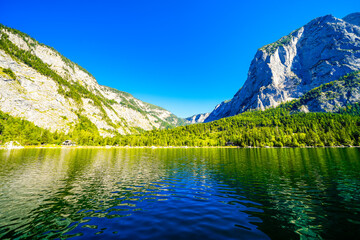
[0,148,359,239]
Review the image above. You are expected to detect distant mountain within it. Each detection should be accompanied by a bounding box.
[205,13,360,122]
[0,24,184,136]
[185,113,210,124]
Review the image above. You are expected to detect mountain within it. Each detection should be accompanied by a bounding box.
[205,13,360,122]
[185,113,210,124]
[0,24,184,136]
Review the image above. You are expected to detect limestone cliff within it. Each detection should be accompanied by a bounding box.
[205,13,360,122]
[0,24,184,136]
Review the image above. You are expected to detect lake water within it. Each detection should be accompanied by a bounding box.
[0,148,359,239]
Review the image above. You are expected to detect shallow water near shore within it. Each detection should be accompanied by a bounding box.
[0,148,359,239]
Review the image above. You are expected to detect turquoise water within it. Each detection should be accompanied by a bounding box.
[0,148,359,239]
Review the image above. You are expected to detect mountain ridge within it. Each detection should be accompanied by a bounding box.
[0,24,184,136]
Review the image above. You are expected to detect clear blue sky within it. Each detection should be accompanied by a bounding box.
[1,0,359,117]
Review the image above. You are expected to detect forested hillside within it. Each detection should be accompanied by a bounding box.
[1,105,359,147]
[115,107,360,147]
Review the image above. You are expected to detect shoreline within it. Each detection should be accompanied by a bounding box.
[0,145,359,150]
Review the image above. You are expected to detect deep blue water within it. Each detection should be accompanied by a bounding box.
[0,148,360,239]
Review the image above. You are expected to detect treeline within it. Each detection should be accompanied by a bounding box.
[0,111,61,145]
[114,107,360,147]
[0,111,102,146]
[1,106,359,147]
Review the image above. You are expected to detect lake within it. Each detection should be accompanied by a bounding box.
[0,148,359,239]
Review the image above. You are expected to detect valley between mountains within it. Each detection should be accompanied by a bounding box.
[1,13,360,147]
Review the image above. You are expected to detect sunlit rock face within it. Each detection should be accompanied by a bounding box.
[0,25,184,136]
[205,13,360,122]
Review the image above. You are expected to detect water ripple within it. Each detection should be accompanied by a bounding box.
[1,148,359,239]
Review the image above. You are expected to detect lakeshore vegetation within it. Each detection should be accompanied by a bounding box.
[1,103,359,147]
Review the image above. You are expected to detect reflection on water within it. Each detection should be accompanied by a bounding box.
[0,148,359,239]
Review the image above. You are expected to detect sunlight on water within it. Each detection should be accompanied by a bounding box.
[0,148,359,239]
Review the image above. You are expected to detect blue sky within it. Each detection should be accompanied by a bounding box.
[1,0,359,117]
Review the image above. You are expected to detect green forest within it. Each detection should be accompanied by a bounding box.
[1,104,360,147]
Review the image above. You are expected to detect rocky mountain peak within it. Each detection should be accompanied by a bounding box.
[204,13,360,123]
[343,12,360,27]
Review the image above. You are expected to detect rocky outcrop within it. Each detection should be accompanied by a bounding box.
[185,113,210,124]
[0,24,184,136]
[205,13,360,122]
[286,71,360,113]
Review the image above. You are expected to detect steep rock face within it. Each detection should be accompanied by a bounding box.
[185,113,210,124]
[205,13,360,122]
[0,25,183,136]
